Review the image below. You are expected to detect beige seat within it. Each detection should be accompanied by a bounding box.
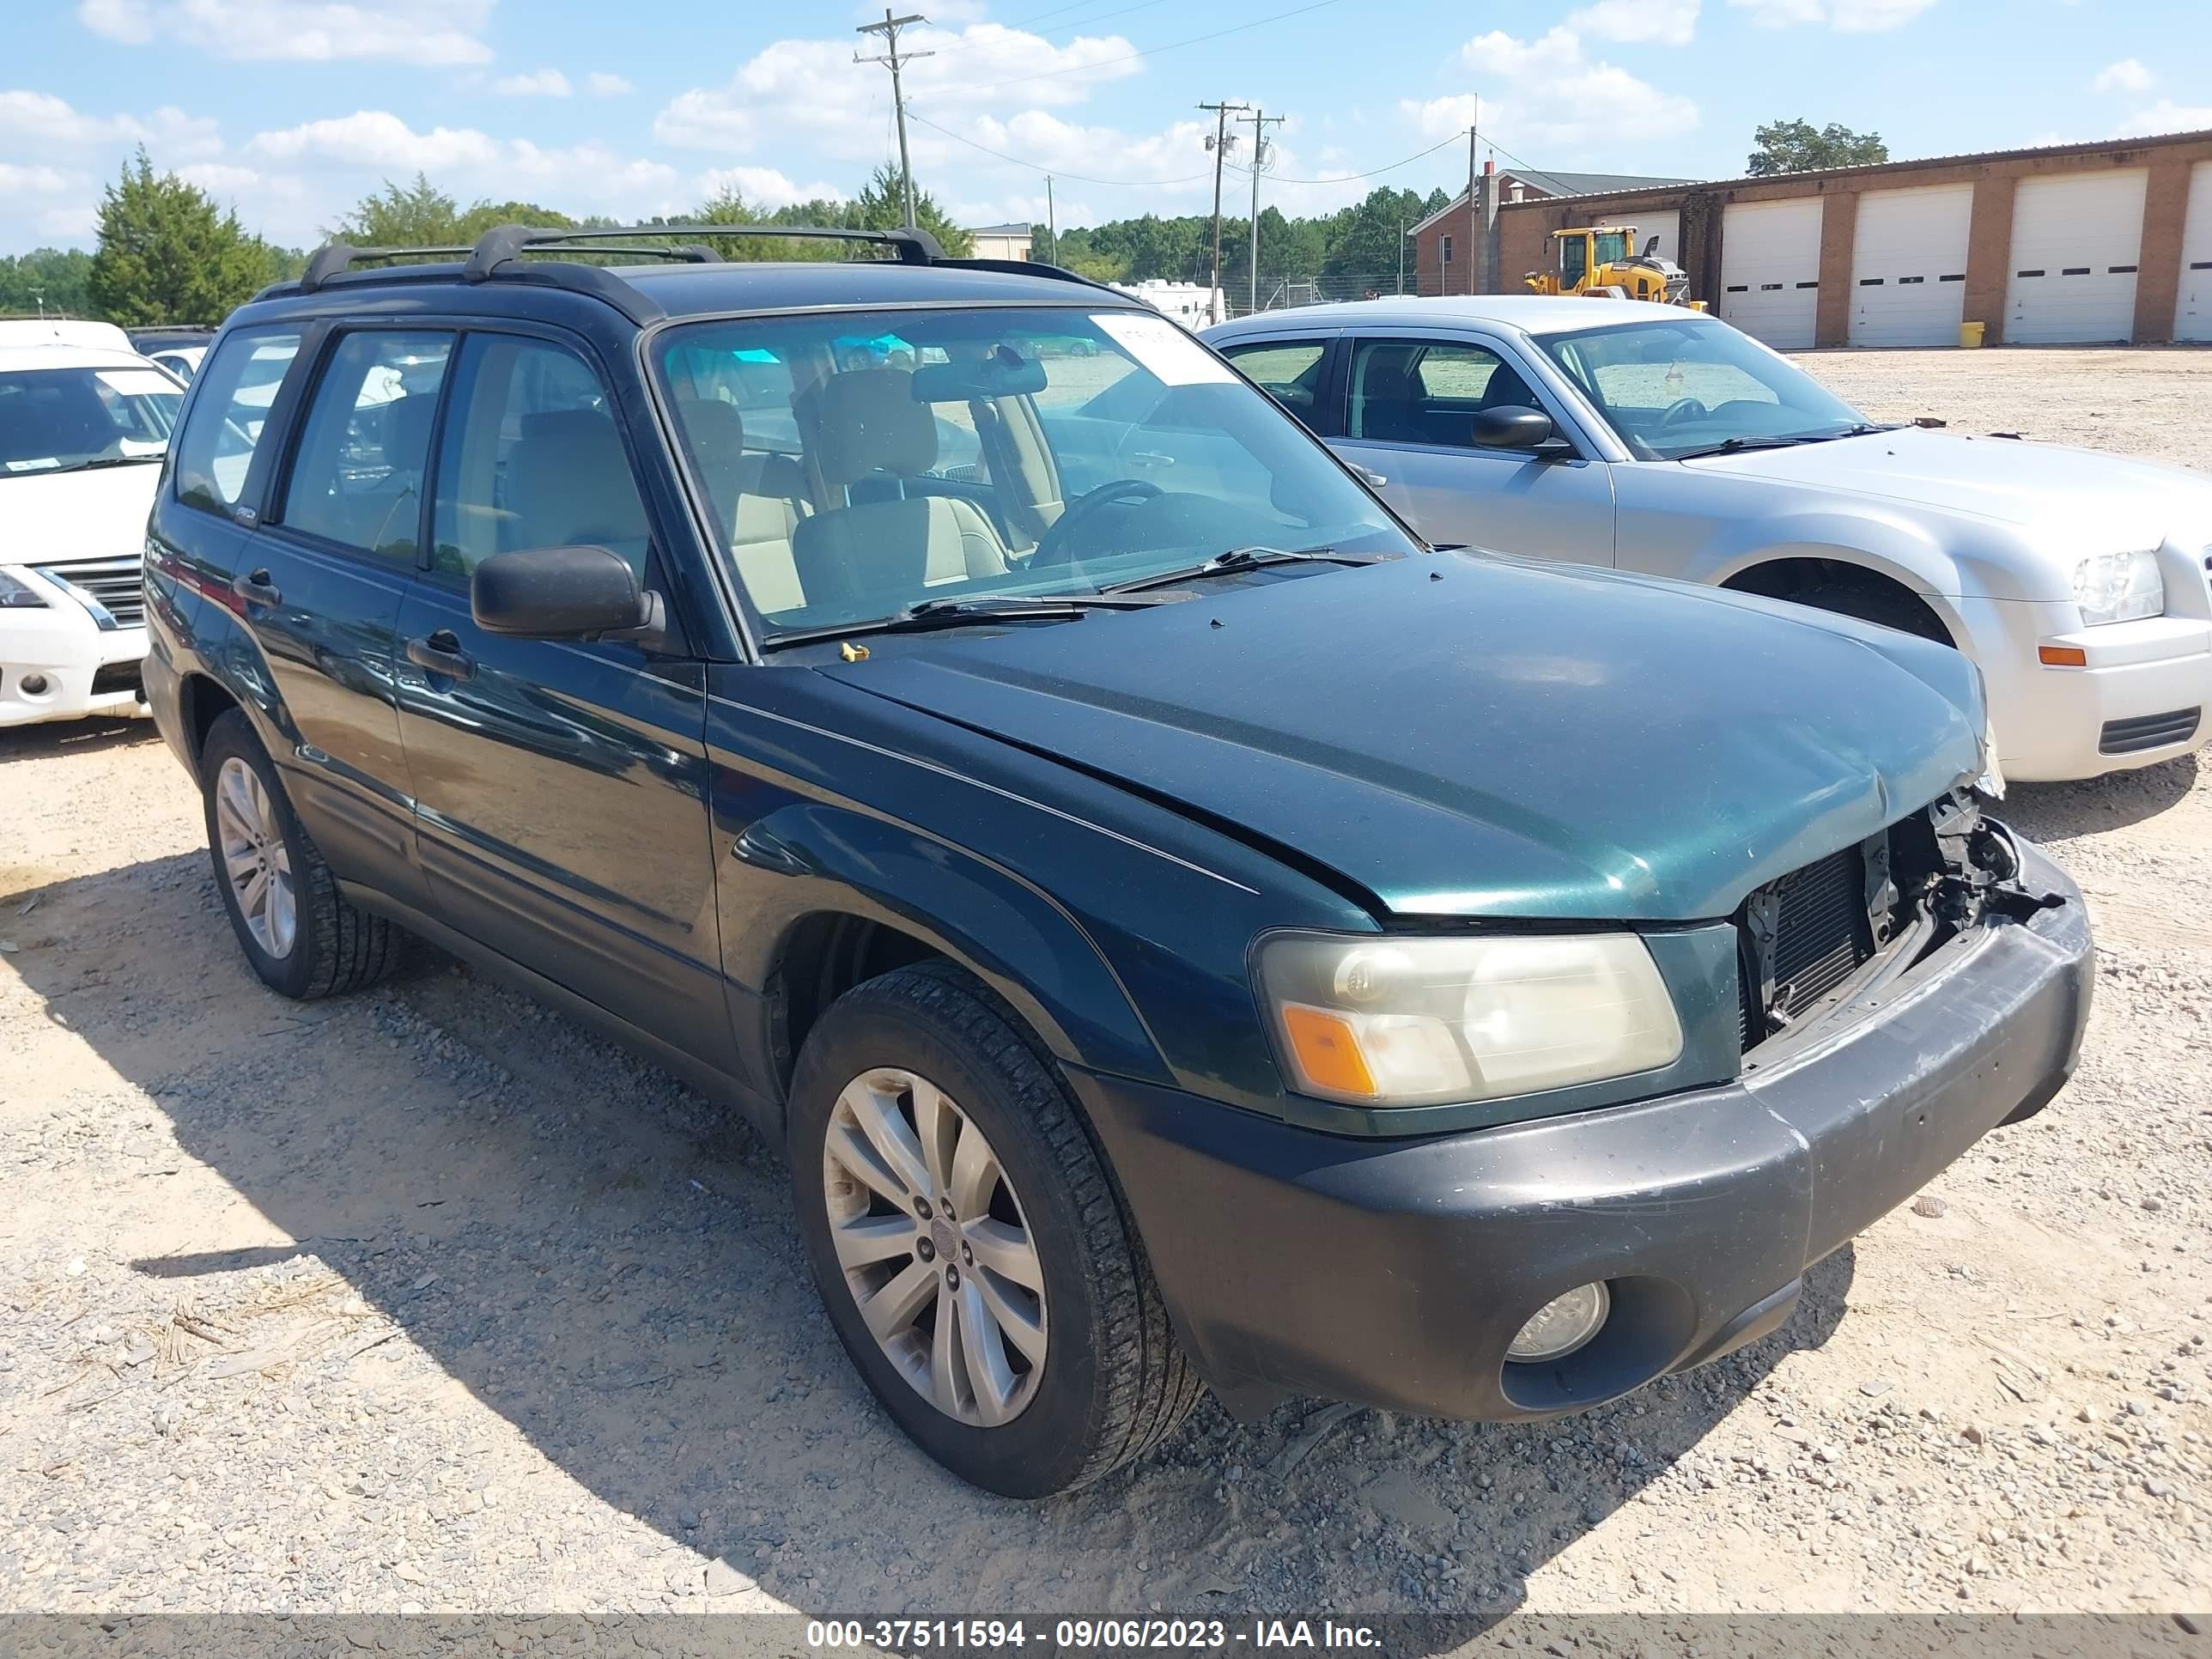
[505,409,651,562]
[675,397,811,614]
[791,368,1008,609]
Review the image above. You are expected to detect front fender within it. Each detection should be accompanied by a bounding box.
[718,799,1176,1097]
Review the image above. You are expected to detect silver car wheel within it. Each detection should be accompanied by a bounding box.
[214,756,296,960]
[821,1066,1048,1427]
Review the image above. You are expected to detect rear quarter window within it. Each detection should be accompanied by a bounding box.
[173,329,303,514]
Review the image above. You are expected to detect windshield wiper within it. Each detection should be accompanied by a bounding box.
[1674,422,1895,461]
[765,592,1170,649]
[1101,544,1385,594]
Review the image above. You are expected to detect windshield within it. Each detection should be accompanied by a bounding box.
[656,305,1416,638]
[0,365,182,477]
[1541,318,1869,460]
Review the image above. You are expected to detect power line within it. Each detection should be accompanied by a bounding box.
[1221,128,1464,185]
[955,0,1346,95]
[855,9,932,228]
[925,0,1173,55]
[905,108,1212,186]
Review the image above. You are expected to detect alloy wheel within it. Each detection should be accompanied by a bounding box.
[820,1066,1048,1426]
[214,756,296,960]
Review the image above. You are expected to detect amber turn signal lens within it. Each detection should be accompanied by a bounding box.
[2039,645,2088,667]
[1279,1005,1378,1099]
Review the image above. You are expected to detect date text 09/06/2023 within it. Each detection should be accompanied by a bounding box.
[805,1620,1384,1650]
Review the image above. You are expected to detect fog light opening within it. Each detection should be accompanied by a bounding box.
[1507,1281,1611,1364]
[19,672,51,697]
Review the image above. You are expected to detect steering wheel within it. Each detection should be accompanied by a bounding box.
[1657,397,1711,430]
[1028,478,1163,568]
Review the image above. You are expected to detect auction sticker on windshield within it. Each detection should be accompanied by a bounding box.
[1091,311,1235,386]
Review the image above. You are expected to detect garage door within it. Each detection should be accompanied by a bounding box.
[1717,199,1824,349]
[1849,184,1972,347]
[2004,170,2148,343]
[1620,210,1680,266]
[2177,161,2212,343]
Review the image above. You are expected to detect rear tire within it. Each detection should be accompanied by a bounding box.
[788,962,1201,1496]
[199,709,399,1000]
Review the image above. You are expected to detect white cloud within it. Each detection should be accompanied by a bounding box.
[76,0,496,64]
[1403,28,1698,153]
[2092,58,2153,94]
[1729,0,1936,31]
[493,69,571,97]
[0,162,75,194]
[656,21,1143,159]
[585,71,634,97]
[0,89,222,158]
[246,110,679,212]
[2116,100,2212,137]
[1569,0,1699,46]
[694,167,845,214]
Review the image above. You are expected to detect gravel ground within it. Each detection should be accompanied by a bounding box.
[2,349,2209,1627]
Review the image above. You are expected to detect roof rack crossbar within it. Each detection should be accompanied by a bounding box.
[299,243,471,292]
[462,221,945,282]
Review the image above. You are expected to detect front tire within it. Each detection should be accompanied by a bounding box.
[788,963,1200,1496]
[199,709,398,1000]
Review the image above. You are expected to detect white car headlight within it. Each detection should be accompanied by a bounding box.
[2072,549,2163,626]
[1255,932,1684,1107]
[0,569,52,610]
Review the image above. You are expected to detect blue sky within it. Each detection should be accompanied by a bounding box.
[3,0,2209,255]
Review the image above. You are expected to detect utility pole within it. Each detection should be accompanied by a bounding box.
[855,9,931,229]
[1045,174,1055,264]
[1466,99,1480,297]
[1237,106,1285,315]
[1197,100,1248,324]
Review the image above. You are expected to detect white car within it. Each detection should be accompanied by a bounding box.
[146,344,208,384]
[1206,297,2212,782]
[1,322,185,728]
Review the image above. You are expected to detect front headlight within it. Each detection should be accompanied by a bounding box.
[0,569,50,609]
[1255,932,1684,1107]
[2072,549,2163,625]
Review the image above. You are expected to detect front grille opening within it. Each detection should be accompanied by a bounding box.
[90,661,143,698]
[1737,846,1876,1054]
[33,557,146,629]
[2100,707,2200,756]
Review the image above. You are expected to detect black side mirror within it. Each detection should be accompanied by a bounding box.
[1471,404,1570,456]
[471,544,651,638]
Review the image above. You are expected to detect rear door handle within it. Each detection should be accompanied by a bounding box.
[405,630,475,681]
[232,568,282,608]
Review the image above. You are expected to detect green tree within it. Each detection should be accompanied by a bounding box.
[328,175,572,246]
[1747,118,1889,177]
[1321,186,1429,290]
[844,165,972,256]
[87,149,276,325]
[0,246,95,318]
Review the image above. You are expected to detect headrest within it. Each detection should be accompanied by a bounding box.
[382,391,439,466]
[676,394,746,459]
[807,368,936,485]
[507,407,647,550]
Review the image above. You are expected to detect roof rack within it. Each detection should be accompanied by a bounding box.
[280,222,1126,313]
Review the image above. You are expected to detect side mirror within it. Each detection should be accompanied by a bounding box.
[1471,404,1569,455]
[471,544,651,638]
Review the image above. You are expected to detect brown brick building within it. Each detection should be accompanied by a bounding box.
[1410,129,2212,348]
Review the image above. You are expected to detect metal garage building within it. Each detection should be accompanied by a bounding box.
[1413,128,2212,347]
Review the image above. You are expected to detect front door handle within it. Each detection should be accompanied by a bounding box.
[406,630,475,681]
[232,567,282,608]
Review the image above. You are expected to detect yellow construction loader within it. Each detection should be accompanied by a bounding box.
[1526,226,1705,308]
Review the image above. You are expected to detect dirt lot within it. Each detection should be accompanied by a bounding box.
[3,348,2209,1626]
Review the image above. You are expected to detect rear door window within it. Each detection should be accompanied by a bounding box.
[1218,339,1328,428]
[277,331,453,562]
[173,328,301,514]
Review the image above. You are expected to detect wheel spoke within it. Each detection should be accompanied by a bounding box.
[844,1078,933,1201]
[962,1217,1042,1292]
[832,1213,915,1272]
[239,865,270,921]
[223,841,261,883]
[930,1278,965,1416]
[955,1280,1020,1426]
[910,1077,958,1203]
[860,1257,937,1343]
[975,1268,1048,1366]
[946,1115,1000,1220]
[825,1120,914,1211]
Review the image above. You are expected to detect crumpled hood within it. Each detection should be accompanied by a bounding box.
[1691,427,2212,550]
[823,552,1986,922]
[2,463,163,566]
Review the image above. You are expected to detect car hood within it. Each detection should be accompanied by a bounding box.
[1687,427,2212,546]
[821,552,1986,922]
[1,462,164,564]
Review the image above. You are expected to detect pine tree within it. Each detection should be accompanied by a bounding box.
[87,149,276,326]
